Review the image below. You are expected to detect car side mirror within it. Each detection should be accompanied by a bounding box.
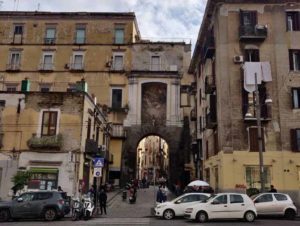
[211,200,220,205]
[17,197,23,202]
[254,199,259,203]
[175,200,181,204]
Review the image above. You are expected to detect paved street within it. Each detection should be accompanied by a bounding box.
[3,186,300,226]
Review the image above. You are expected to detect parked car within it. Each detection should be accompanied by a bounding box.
[184,193,257,223]
[0,191,70,222]
[154,192,210,220]
[251,193,297,220]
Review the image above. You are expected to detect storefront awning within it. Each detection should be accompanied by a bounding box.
[29,168,58,173]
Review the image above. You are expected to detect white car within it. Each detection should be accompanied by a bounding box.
[154,193,210,220]
[184,193,257,223]
[251,193,297,220]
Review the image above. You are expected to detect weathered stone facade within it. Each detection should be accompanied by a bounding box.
[190,0,300,205]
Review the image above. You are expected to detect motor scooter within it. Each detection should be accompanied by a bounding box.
[71,197,83,221]
[82,194,95,220]
[128,187,137,204]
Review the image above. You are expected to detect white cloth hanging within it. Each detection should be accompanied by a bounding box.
[261,61,272,82]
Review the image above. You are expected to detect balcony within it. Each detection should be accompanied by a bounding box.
[201,36,215,61]
[111,124,127,138]
[206,112,217,129]
[38,63,53,71]
[27,134,63,150]
[243,104,271,122]
[108,104,129,114]
[85,139,98,155]
[239,25,267,41]
[190,108,197,121]
[44,38,56,45]
[69,63,84,71]
[6,63,21,72]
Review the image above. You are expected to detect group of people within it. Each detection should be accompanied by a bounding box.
[87,186,108,215]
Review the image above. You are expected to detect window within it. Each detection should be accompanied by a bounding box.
[230,194,244,204]
[67,83,77,92]
[71,53,84,70]
[41,111,58,136]
[18,193,35,201]
[114,28,124,44]
[286,12,300,31]
[249,127,265,152]
[35,192,53,200]
[14,25,23,35]
[255,194,273,203]
[28,171,58,190]
[8,52,21,70]
[40,84,51,92]
[111,88,122,109]
[40,53,53,70]
[240,11,257,27]
[292,88,300,108]
[151,56,160,71]
[6,84,17,92]
[245,166,271,190]
[45,27,56,44]
[213,195,227,204]
[177,194,200,203]
[289,50,300,71]
[274,194,288,201]
[245,49,260,62]
[290,129,300,151]
[113,55,124,70]
[75,27,86,44]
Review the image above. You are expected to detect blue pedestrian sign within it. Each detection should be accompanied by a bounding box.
[93,158,104,168]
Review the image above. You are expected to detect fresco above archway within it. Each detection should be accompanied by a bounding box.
[141,82,166,124]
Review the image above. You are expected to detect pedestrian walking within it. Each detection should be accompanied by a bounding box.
[99,188,107,215]
[156,186,164,203]
[269,185,277,193]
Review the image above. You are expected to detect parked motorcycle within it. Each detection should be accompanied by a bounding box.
[71,194,95,221]
[82,194,95,220]
[71,197,83,221]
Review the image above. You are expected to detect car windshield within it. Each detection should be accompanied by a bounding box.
[250,194,259,200]
[202,194,216,203]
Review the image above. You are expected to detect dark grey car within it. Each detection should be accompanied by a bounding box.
[0,191,70,222]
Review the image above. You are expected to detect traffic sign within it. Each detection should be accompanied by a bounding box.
[94,168,102,177]
[93,157,104,168]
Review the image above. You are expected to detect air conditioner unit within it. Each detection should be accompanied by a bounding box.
[99,145,106,152]
[233,55,244,63]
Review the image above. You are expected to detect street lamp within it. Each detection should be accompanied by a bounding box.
[254,73,272,193]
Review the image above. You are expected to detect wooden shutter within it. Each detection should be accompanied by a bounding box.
[290,129,297,152]
[294,12,300,31]
[250,11,257,26]
[249,127,265,152]
[210,94,217,122]
[289,50,294,71]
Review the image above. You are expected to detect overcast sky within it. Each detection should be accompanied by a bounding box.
[0,0,207,50]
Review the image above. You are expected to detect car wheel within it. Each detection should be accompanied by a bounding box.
[244,211,255,222]
[163,209,175,220]
[0,209,10,222]
[44,208,57,221]
[285,209,296,220]
[196,211,208,223]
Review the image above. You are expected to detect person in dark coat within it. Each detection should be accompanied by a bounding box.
[269,185,277,193]
[99,188,107,215]
[156,186,164,203]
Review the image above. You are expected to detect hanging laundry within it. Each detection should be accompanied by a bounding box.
[243,62,262,85]
[261,62,272,82]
